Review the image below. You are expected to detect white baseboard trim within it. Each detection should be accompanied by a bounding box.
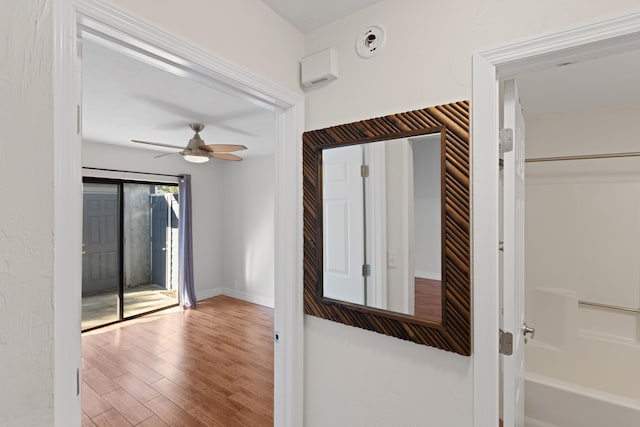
[196,287,224,301]
[524,416,557,427]
[415,270,442,281]
[196,286,275,308]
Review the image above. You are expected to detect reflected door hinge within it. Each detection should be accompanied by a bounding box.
[499,128,513,154]
[362,263,371,277]
[76,105,81,134]
[499,329,513,355]
[360,164,369,178]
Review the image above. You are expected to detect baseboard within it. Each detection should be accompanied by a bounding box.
[415,270,442,281]
[524,416,557,427]
[196,287,224,301]
[196,286,274,308]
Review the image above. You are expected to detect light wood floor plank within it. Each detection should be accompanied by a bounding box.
[112,373,160,404]
[91,408,133,427]
[102,387,154,425]
[81,382,113,419]
[82,296,273,426]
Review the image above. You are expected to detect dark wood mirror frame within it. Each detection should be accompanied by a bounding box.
[303,100,471,355]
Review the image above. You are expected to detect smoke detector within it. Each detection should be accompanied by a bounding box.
[356,26,385,59]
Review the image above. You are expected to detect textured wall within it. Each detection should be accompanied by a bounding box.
[0,0,54,425]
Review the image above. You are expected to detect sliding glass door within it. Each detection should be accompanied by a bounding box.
[82,182,121,328]
[82,179,179,331]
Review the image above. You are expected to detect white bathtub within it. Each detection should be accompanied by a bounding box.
[525,373,640,427]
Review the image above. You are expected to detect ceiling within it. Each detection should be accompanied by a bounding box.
[517,48,640,116]
[82,4,640,160]
[262,0,383,33]
[82,39,275,160]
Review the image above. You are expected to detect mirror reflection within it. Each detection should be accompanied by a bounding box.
[322,133,442,323]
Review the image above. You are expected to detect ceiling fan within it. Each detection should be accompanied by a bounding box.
[131,123,247,163]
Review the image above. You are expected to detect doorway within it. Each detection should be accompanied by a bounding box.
[81,179,179,331]
[53,3,303,424]
[472,11,640,427]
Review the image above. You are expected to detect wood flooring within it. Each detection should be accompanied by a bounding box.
[81,296,274,426]
[414,277,442,323]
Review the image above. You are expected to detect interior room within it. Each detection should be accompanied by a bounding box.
[79,29,277,424]
[4,1,640,427]
[516,49,640,426]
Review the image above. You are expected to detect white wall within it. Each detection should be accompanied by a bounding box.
[412,135,442,279]
[385,139,414,314]
[5,0,640,425]
[525,103,640,399]
[109,0,304,94]
[525,104,640,328]
[221,155,275,307]
[0,1,54,425]
[82,141,226,299]
[303,1,640,425]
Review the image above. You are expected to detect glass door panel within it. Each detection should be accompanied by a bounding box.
[81,182,121,330]
[123,183,179,318]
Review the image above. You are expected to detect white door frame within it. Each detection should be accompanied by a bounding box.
[53,1,304,426]
[472,11,640,427]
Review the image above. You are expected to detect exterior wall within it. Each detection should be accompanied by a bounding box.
[303,0,640,425]
[124,183,152,287]
[0,1,55,425]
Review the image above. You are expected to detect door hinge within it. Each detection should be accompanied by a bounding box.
[499,329,513,355]
[499,241,504,251]
[76,105,81,134]
[499,128,513,154]
[362,263,371,277]
[360,164,369,178]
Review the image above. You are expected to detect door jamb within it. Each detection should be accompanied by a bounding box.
[53,1,304,425]
[472,11,640,427]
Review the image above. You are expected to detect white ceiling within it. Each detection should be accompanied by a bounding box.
[82,39,275,159]
[262,0,383,33]
[83,3,640,160]
[517,48,640,116]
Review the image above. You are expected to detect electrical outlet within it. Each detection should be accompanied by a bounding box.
[387,250,397,268]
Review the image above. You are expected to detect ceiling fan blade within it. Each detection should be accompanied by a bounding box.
[131,140,184,150]
[211,152,242,161]
[154,152,180,159]
[200,144,247,153]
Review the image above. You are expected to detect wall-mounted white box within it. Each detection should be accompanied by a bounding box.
[300,48,339,88]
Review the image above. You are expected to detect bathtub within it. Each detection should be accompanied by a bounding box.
[525,373,640,427]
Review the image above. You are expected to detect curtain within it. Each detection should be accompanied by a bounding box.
[178,174,197,308]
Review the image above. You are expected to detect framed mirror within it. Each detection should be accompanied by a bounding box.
[303,101,471,355]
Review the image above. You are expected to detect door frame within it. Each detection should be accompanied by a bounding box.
[53,1,304,425]
[472,11,640,426]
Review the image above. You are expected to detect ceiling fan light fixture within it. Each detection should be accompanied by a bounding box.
[182,153,210,163]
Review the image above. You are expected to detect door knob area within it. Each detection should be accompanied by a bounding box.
[523,324,535,340]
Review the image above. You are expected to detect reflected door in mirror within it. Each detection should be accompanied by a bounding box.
[321,134,443,323]
[323,145,365,305]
